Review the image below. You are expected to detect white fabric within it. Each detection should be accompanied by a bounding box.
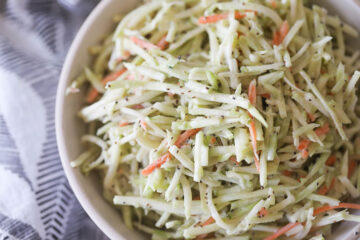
[0,1,108,239]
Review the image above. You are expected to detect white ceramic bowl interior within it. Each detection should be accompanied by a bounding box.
[56,0,360,239]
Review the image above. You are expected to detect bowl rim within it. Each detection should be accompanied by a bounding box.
[55,0,122,238]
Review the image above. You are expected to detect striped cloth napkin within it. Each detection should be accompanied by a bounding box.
[0,1,108,239]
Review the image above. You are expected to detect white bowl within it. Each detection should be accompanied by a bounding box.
[56,0,360,239]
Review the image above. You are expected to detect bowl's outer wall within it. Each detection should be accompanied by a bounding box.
[56,0,145,239]
[56,0,360,239]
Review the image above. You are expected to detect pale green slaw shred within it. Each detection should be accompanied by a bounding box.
[67,0,360,239]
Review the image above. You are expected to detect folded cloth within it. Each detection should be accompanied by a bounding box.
[0,1,108,239]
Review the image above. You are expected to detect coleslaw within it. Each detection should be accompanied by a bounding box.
[67,0,360,239]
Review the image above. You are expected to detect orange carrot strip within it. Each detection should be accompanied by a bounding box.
[140,120,147,130]
[210,137,217,144]
[234,11,247,19]
[131,104,144,109]
[315,124,330,137]
[273,21,289,46]
[317,178,335,195]
[130,36,159,50]
[193,195,201,200]
[142,129,202,176]
[257,207,268,217]
[249,119,260,172]
[86,88,100,104]
[279,21,289,41]
[102,68,127,85]
[325,155,336,166]
[174,128,203,148]
[86,68,127,103]
[301,149,309,159]
[307,112,316,122]
[261,93,271,99]
[229,156,239,165]
[119,122,129,127]
[273,31,281,45]
[248,80,257,105]
[313,203,360,216]
[117,51,131,62]
[156,35,169,50]
[297,139,311,151]
[198,11,246,24]
[198,13,228,24]
[264,222,301,240]
[141,153,171,176]
[282,170,293,177]
[270,0,277,8]
[348,159,357,177]
[200,217,215,227]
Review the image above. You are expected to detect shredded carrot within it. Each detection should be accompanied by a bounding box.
[325,155,336,166]
[141,129,202,176]
[198,11,246,24]
[140,120,147,130]
[260,93,271,99]
[301,149,309,159]
[279,21,289,40]
[270,0,277,8]
[257,207,268,217]
[174,128,202,148]
[86,89,100,104]
[273,21,289,46]
[282,170,293,177]
[193,195,201,200]
[273,31,281,45]
[348,159,357,177]
[313,203,360,216]
[117,51,131,62]
[307,112,316,122]
[264,222,301,240]
[210,136,217,144]
[229,156,239,165]
[131,104,144,109]
[102,68,127,85]
[130,36,159,50]
[200,217,215,227]
[297,139,311,151]
[317,177,335,195]
[119,122,129,127]
[249,119,260,172]
[248,80,257,105]
[86,68,127,103]
[315,124,330,137]
[156,35,169,50]
[141,153,171,176]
